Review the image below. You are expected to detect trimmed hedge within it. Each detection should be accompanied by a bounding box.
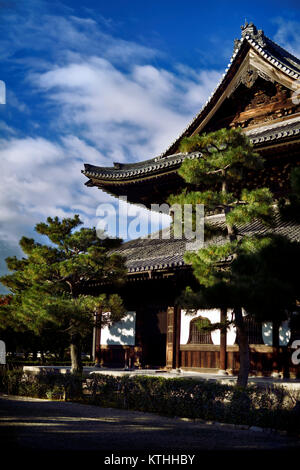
[86,374,300,433]
[87,375,229,419]
[0,368,300,433]
[0,368,83,400]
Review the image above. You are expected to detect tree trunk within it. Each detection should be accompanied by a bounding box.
[219,308,227,372]
[41,351,45,364]
[59,347,65,361]
[93,309,102,367]
[272,320,286,377]
[234,307,250,388]
[70,332,82,374]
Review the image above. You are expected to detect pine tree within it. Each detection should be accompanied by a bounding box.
[0,215,127,373]
[279,167,300,222]
[169,127,278,387]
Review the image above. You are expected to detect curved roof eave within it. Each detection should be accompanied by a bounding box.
[82,117,300,184]
[82,23,300,187]
[158,31,300,159]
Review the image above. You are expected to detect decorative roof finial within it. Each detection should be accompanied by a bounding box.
[240,21,266,47]
[241,21,257,37]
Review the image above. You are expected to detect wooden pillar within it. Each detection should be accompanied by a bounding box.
[272,320,280,374]
[124,346,129,369]
[220,308,227,372]
[166,306,180,369]
[175,305,181,369]
[92,310,101,364]
[166,306,175,369]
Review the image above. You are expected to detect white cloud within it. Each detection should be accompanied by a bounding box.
[6,90,29,114]
[272,18,300,58]
[0,135,107,244]
[0,9,222,276]
[32,56,221,161]
[0,121,16,135]
[0,11,158,66]
[1,8,300,282]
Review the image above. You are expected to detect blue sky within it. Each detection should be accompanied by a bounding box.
[0,0,300,290]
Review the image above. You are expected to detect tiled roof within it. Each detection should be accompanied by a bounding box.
[82,23,300,186]
[158,22,300,159]
[245,116,300,145]
[82,115,300,182]
[83,152,197,181]
[112,214,300,273]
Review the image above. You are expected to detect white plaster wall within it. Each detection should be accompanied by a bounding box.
[0,340,5,365]
[280,321,291,346]
[262,321,291,346]
[101,312,136,346]
[180,309,236,346]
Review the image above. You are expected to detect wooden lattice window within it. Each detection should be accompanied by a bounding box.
[187,316,213,344]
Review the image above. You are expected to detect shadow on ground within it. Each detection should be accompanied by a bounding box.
[0,394,299,463]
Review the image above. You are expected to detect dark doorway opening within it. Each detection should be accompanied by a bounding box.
[137,306,167,367]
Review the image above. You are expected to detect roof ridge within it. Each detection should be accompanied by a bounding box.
[263,35,300,70]
[82,22,300,191]
[157,22,300,160]
[239,22,300,71]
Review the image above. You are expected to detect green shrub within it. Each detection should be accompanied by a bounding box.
[0,367,83,400]
[0,368,23,395]
[86,374,300,433]
[46,385,65,400]
[1,368,300,433]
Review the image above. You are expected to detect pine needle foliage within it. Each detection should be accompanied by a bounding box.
[0,215,127,372]
[169,127,300,387]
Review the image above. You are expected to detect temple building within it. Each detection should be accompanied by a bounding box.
[82,23,300,377]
